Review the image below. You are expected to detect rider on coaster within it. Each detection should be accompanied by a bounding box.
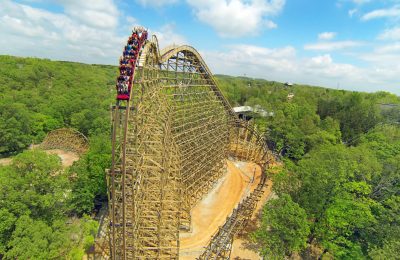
[117,26,147,100]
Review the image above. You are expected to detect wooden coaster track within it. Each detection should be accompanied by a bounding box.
[95,28,272,259]
[40,128,89,154]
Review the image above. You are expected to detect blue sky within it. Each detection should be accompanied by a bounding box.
[1,0,399,95]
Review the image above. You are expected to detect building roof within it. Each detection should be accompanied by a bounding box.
[232,106,274,117]
[233,106,253,113]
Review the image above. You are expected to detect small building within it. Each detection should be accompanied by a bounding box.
[232,106,253,114]
[233,106,274,120]
[233,106,253,121]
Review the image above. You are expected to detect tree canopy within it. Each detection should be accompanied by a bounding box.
[216,75,399,258]
[0,55,115,155]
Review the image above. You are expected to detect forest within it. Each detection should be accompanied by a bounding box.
[0,55,399,259]
[216,76,399,259]
[0,55,114,258]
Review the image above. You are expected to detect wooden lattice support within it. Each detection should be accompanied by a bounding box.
[228,118,271,166]
[40,128,89,154]
[94,33,272,259]
[198,178,267,260]
[197,118,272,260]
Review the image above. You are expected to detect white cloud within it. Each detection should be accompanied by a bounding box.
[304,40,363,51]
[265,20,278,29]
[126,16,137,24]
[355,46,400,91]
[151,24,188,49]
[0,0,189,65]
[0,0,125,64]
[361,5,400,21]
[186,0,285,37]
[204,45,355,86]
[348,8,358,17]
[304,54,361,79]
[203,44,399,95]
[57,0,119,29]
[202,45,297,83]
[378,27,400,40]
[375,43,400,53]
[307,51,400,94]
[222,44,296,68]
[136,0,178,7]
[309,54,333,65]
[1,14,51,38]
[318,32,336,40]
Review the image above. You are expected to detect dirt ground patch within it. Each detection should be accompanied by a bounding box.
[230,178,273,260]
[229,162,281,259]
[179,160,263,259]
[45,149,80,168]
[0,149,80,168]
[0,158,12,166]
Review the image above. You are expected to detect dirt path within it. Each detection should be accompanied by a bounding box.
[179,160,262,259]
[0,158,12,166]
[0,149,79,168]
[44,149,80,168]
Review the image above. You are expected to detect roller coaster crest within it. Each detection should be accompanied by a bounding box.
[95,28,272,259]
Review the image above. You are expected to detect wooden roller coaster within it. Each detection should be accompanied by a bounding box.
[40,128,89,155]
[95,27,272,259]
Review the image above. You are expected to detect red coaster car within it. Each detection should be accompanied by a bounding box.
[116,28,148,101]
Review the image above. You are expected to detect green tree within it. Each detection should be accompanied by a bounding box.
[254,194,310,259]
[3,150,68,221]
[0,103,32,154]
[30,113,61,143]
[0,209,17,255]
[365,195,400,256]
[273,144,382,257]
[4,215,98,259]
[369,239,400,259]
[315,182,376,258]
[5,215,55,260]
[0,55,115,155]
[68,134,111,215]
[318,92,382,144]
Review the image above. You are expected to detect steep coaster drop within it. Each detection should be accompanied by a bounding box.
[95,27,273,259]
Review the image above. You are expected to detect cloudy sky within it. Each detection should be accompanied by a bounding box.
[1,0,400,95]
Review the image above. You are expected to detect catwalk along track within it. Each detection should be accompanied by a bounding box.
[94,27,273,259]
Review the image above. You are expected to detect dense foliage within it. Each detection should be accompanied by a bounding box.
[216,75,399,259]
[0,55,115,155]
[0,56,113,258]
[0,150,98,258]
[68,134,111,215]
[254,194,310,258]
